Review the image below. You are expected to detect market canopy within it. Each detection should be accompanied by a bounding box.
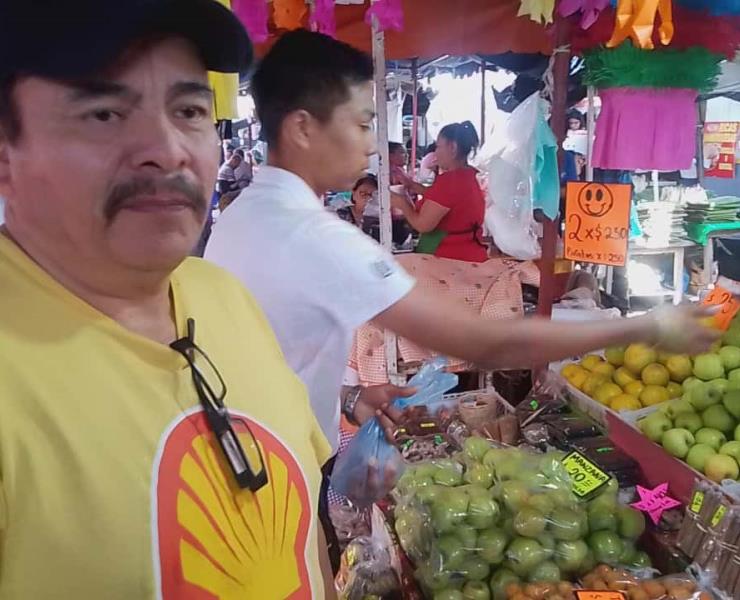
[255,0,552,59]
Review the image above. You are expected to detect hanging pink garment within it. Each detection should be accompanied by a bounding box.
[592,87,698,171]
[364,0,405,32]
[310,0,336,37]
[558,0,609,29]
[231,0,269,43]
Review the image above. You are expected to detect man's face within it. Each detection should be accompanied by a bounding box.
[310,81,377,192]
[0,37,218,276]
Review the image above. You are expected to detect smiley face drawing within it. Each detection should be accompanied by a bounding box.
[577,183,614,218]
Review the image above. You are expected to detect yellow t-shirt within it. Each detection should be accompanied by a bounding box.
[0,235,332,599]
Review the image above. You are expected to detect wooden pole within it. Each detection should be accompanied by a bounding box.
[411,57,419,177]
[480,59,487,145]
[586,85,595,182]
[537,16,571,318]
[372,20,401,382]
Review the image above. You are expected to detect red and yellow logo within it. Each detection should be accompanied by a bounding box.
[152,410,313,599]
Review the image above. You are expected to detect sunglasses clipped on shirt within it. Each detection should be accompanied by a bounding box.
[170,319,268,493]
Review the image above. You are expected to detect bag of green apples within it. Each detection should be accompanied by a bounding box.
[392,441,650,600]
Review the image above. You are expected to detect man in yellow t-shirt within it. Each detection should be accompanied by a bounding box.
[0,1,332,598]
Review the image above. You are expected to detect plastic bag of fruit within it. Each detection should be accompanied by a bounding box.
[575,565,712,600]
[332,358,459,506]
[391,442,652,600]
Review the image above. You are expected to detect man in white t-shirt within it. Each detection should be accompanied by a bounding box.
[205,32,719,536]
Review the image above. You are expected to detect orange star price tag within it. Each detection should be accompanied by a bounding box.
[702,286,740,331]
[575,592,626,600]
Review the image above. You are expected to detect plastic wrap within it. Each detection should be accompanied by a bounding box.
[485,94,541,260]
[335,532,401,600]
[391,444,652,599]
[331,359,458,506]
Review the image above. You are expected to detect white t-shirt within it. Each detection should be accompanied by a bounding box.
[204,167,415,452]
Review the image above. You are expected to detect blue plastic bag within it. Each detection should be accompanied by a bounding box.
[331,358,458,506]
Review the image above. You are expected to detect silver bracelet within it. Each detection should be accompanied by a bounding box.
[341,385,362,426]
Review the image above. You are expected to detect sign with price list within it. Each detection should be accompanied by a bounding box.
[702,285,740,331]
[564,182,631,267]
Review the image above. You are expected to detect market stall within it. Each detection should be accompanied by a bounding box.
[219,1,740,597]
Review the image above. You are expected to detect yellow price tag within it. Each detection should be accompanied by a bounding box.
[711,505,727,528]
[561,451,612,498]
[689,491,704,514]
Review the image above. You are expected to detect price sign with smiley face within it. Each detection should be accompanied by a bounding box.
[702,285,740,331]
[564,182,632,267]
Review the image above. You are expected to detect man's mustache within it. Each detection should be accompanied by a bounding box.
[104,176,206,224]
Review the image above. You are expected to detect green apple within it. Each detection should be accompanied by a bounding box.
[729,368,740,386]
[661,428,695,459]
[482,448,508,467]
[465,464,496,489]
[489,569,519,600]
[617,506,646,539]
[588,490,618,514]
[528,560,561,583]
[538,533,556,559]
[477,528,509,564]
[588,507,617,532]
[694,353,726,381]
[704,453,740,482]
[589,530,624,565]
[456,525,479,551]
[462,581,491,600]
[416,562,453,592]
[467,496,500,530]
[437,534,469,569]
[736,423,740,442]
[638,412,673,443]
[499,481,530,512]
[465,437,492,461]
[683,376,702,392]
[695,427,727,451]
[417,484,446,505]
[719,440,740,463]
[554,539,589,573]
[686,443,717,471]
[433,504,464,533]
[513,507,547,538]
[433,460,464,486]
[663,396,695,419]
[434,590,464,600]
[690,382,723,411]
[674,412,703,434]
[504,537,546,576]
[701,405,737,434]
[723,324,740,346]
[709,379,730,395]
[723,389,740,420]
[527,494,555,517]
[549,508,586,541]
[631,551,652,568]
[720,346,740,371]
[578,549,597,575]
[461,556,490,581]
[619,541,637,564]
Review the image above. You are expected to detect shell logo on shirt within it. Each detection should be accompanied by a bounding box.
[152,409,313,599]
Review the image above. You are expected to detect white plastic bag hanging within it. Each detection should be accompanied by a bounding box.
[485,93,542,260]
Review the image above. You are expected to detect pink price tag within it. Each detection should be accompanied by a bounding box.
[630,483,681,525]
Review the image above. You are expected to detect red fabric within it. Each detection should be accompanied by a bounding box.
[567,5,740,58]
[424,167,487,263]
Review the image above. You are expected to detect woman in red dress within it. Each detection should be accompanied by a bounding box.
[392,121,488,263]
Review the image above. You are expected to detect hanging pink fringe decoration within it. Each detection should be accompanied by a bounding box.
[310,0,337,37]
[364,0,405,32]
[558,0,609,29]
[231,0,269,43]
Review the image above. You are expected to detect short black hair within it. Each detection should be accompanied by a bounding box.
[353,174,378,191]
[234,148,245,158]
[389,142,406,154]
[251,29,373,146]
[0,77,21,143]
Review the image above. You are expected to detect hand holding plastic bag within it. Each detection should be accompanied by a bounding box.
[331,358,458,506]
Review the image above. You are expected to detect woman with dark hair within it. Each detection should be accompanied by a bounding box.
[392,121,488,262]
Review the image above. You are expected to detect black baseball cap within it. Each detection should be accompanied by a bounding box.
[0,0,253,82]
